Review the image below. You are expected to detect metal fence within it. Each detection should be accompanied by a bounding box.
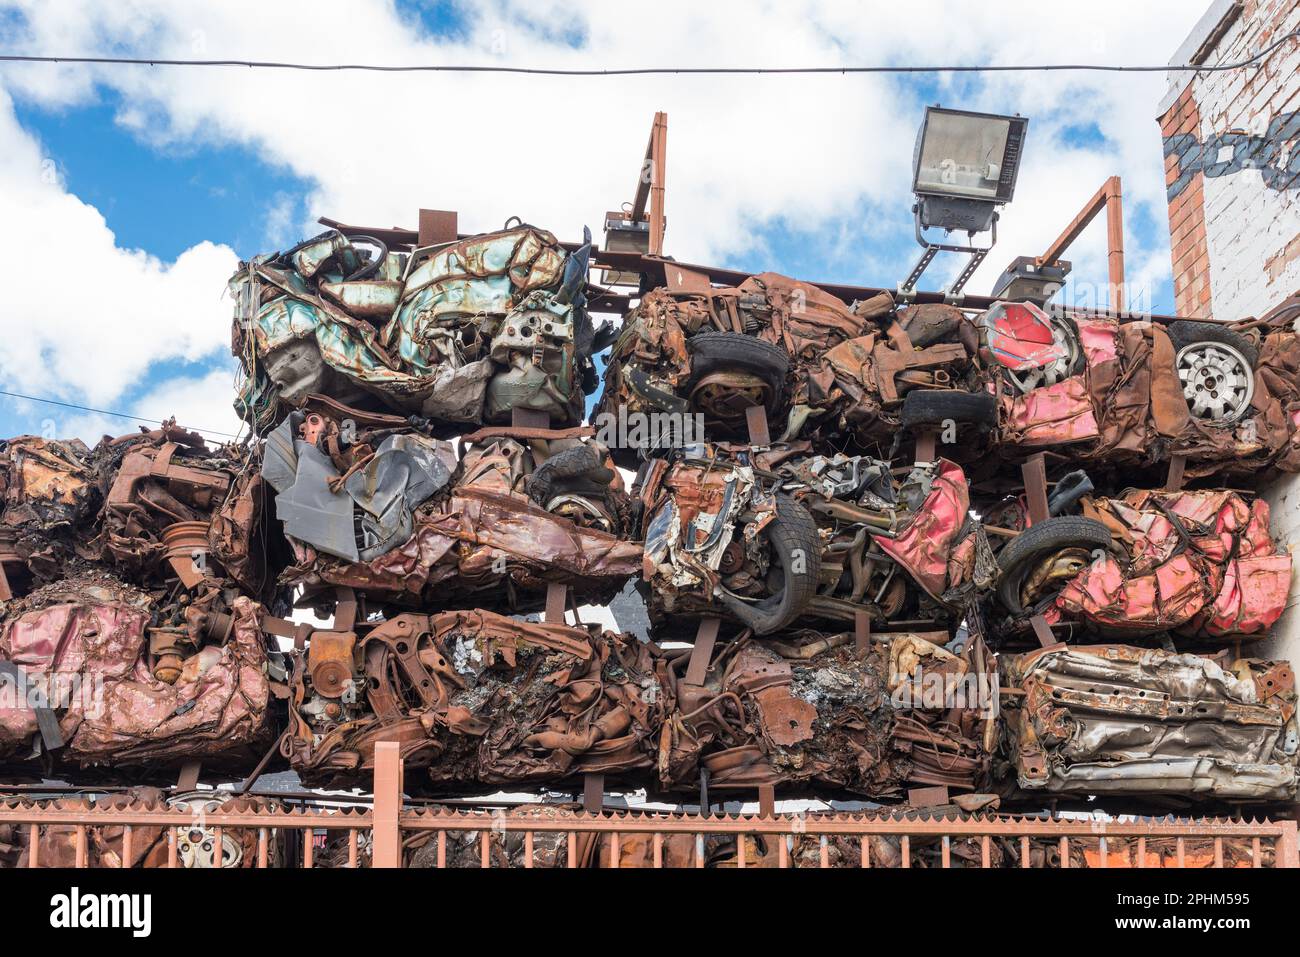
[1,744,1295,868]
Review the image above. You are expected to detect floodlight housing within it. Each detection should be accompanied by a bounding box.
[601,210,651,287]
[912,107,1028,234]
[990,256,1071,305]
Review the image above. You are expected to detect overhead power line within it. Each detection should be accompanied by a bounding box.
[0,389,242,440]
[1,31,1296,77]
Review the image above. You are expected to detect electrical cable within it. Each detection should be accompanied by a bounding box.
[1,30,1295,77]
[0,388,242,439]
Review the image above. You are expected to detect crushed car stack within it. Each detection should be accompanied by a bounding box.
[1,218,1298,820]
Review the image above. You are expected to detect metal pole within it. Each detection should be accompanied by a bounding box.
[372,741,404,868]
[1105,177,1125,312]
[1036,175,1125,313]
[1279,820,1299,868]
[649,112,668,256]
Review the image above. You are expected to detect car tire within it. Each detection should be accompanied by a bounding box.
[996,516,1113,616]
[1167,320,1258,368]
[525,445,612,506]
[684,331,790,395]
[900,390,997,431]
[715,494,820,635]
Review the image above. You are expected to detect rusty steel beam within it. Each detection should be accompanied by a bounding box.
[914,430,937,464]
[372,741,403,868]
[684,617,720,686]
[591,249,1186,323]
[1030,615,1060,650]
[417,209,458,247]
[544,582,569,625]
[583,774,605,814]
[1021,453,1050,526]
[854,608,871,656]
[1036,175,1125,312]
[318,216,591,255]
[319,208,1181,323]
[1165,453,1188,492]
[631,112,668,255]
[649,112,667,255]
[176,761,201,791]
[907,786,951,808]
[1280,822,1300,868]
[319,213,1189,324]
[744,405,770,446]
[1106,181,1126,312]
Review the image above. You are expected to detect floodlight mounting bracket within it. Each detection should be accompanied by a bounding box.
[898,205,998,299]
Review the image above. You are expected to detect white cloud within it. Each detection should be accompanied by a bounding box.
[262,191,298,249]
[0,0,1207,434]
[1,2,1203,254]
[58,365,245,445]
[0,86,237,407]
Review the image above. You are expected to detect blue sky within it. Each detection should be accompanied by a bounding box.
[18,97,311,261]
[0,0,1197,444]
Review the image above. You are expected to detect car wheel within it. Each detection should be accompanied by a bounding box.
[683,331,789,428]
[1167,321,1257,423]
[995,516,1112,616]
[715,494,820,635]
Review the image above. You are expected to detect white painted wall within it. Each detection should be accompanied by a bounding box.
[1166,0,1300,321]
[1259,473,1300,662]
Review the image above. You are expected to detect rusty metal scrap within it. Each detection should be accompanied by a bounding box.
[1014,488,1292,639]
[597,277,984,457]
[0,573,277,777]
[0,421,272,603]
[992,309,1300,479]
[283,609,666,791]
[636,444,979,635]
[660,631,995,797]
[97,423,241,582]
[3,214,1300,825]
[270,398,641,615]
[0,436,98,595]
[1000,644,1299,801]
[230,225,609,433]
[279,604,996,801]
[0,420,290,784]
[602,278,1300,480]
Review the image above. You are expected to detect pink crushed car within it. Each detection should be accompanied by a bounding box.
[973,296,1300,481]
[990,487,1291,641]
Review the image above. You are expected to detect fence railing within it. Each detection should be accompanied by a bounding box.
[0,744,1294,868]
[395,807,1298,869]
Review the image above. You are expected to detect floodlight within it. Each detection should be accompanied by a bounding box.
[900,106,1029,296]
[912,107,1028,233]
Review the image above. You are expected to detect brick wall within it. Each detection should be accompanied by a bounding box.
[1162,86,1212,315]
[1159,0,1300,321]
